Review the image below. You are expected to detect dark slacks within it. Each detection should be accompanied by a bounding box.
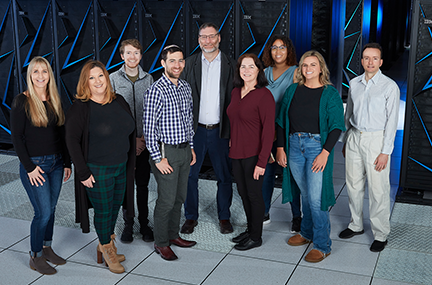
[185,126,232,220]
[150,145,192,247]
[123,149,151,232]
[232,156,265,241]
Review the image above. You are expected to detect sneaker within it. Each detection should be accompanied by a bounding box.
[338,228,364,239]
[263,213,271,225]
[370,240,388,252]
[291,217,301,233]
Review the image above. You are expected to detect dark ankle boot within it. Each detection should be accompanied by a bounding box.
[121,209,134,243]
[29,252,57,275]
[42,246,66,265]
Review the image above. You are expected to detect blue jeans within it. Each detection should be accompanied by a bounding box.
[185,126,232,220]
[19,154,64,255]
[262,144,301,217]
[289,133,331,254]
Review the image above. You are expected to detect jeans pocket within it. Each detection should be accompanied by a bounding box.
[30,156,44,165]
[311,134,321,143]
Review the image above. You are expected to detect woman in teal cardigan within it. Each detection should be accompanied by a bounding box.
[275,50,345,263]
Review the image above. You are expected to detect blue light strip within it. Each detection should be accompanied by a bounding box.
[0,1,10,33]
[422,74,432,91]
[2,53,15,111]
[412,98,432,146]
[0,50,13,60]
[60,78,72,104]
[0,124,11,135]
[377,0,383,34]
[345,34,361,76]
[344,31,360,39]
[239,2,256,56]
[408,157,432,173]
[106,3,136,70]
[258,4,287,58]
[23,1,51,67]
[345,0,362,30]
[63,2,93,69]
[100,36,112,52]
[149,3,183,74]
[143,21,157,54]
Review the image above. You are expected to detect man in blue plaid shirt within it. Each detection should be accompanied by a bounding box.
[143,45,197,261]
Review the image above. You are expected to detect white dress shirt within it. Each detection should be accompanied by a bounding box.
[199,52,221,125]
[344,69,400,154]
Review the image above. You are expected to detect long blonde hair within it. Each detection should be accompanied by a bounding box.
[75,60,115,105]
[25,56,65,127]
[296,50,332,86]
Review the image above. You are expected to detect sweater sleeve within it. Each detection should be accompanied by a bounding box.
[10,94,36,172]
[256,89,276,168]
[65,102,92,181]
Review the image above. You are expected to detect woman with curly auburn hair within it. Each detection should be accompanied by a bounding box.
[65,60,135,274]
[10,56,71,275]
[261,35,302,232]
[276,50,345,263]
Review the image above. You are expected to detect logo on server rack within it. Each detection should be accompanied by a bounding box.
[424,18,432,26]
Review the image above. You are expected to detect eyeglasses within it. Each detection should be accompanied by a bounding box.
[270,45,287,51]
[198,34,219,40]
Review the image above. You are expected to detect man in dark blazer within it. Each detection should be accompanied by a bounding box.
[180,22,236,234]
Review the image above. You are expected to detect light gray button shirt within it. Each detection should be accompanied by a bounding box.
[344,69,400,154]
[199,52,221,125]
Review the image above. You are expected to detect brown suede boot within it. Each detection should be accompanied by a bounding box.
[29,252,57,275]
[42,246,66,265]
[97,235,125,263]
[98,242,124,274]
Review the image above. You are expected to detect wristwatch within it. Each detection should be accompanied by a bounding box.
[154,158,161,164]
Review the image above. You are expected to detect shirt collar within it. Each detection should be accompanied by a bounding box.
[360,69,382,85]
[201,50,221,64]
[161,73,185,88]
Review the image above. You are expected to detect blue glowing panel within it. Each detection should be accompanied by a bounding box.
[409,157,432,173]
[106,3,137,71]
[62,2,94,70]
[148,3,183,74]
[23,2,51,67]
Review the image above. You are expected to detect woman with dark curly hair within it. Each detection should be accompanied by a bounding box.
[261,35,302,231]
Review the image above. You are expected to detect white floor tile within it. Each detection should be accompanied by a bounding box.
[132,247,225,284]
[119,273,192,284]
[0,217,30,248]
[202,254,294,285]
[0,250,43,284]
[298,239,379,276]
[288,265,371,284]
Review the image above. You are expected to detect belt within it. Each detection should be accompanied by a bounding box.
[198,123,220,130]
[160,142,189,149]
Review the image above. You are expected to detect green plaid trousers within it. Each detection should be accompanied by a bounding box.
[86,162,127,245]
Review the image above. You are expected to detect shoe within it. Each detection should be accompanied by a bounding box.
[42,246,66,265]
[97,235,125,263]
[154,244,178,261]
[234,238,262,250]
[291,217,302,233]
[370,240,388,252]
[169,237,197,248]
[232,230,249,243]
[120,224,133,243]
[219,220,234,234]
[287,234,310,246]
[305,249,331,263]
[180,219,198,234]
[29,252,57,275]
[140,226,154,242]
[263,213,271,225]
[338,228,365,239]
[98,241,125,274]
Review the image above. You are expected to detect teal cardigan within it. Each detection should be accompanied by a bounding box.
[275,83,345,211]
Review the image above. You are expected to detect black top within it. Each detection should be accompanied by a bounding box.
[277,85,341,152]
[10,93,71,172]
[88,100,135,165]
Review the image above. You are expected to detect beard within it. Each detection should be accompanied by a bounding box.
[165,68,182,79]
[200,42,219,53]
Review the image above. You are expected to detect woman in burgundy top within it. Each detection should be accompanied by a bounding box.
[227,54,275,250]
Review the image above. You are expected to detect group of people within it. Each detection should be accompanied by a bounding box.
[10,21,400,275]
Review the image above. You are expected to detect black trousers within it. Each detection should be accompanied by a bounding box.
[232,156,265,241]
[123,149,151,231]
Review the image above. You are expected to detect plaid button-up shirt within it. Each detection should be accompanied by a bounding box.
[143,74,194,162]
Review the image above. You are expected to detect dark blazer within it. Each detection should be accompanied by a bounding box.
[181,51,235,139]
[65,95,135,233]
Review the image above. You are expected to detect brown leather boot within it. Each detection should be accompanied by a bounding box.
[98,242,124,274]
[42,246,66,265]
[110,234,125,262]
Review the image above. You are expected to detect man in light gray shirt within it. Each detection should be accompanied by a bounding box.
[339,43,400,252]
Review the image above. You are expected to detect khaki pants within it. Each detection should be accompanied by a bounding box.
[345,128,391,241]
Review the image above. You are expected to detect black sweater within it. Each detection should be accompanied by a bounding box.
[10,93,71,172]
